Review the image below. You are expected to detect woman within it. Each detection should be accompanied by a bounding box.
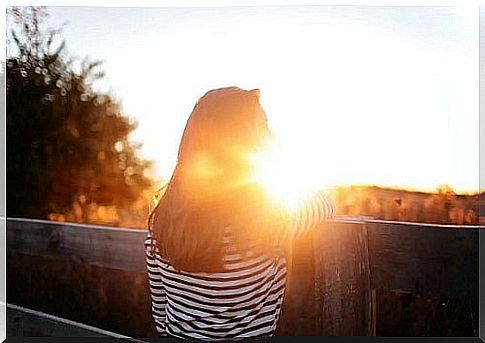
[145,87,335,340]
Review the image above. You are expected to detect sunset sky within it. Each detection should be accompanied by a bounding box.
[7,5,479,194]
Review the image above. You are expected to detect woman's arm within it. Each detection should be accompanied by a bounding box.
[288,191,336,239]
[144,233,168,337]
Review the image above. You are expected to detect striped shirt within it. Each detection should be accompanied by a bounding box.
[144,191,335,340]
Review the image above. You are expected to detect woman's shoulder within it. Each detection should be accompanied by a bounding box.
[144,231,154,246]
[144,232,169,262]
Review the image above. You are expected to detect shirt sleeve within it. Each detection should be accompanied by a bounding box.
[144,232,168,337]
[287,190,336,239]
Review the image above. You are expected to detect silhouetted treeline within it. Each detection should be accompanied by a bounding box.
[6,7,155,227]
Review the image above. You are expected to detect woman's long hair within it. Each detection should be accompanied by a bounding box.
[147,87,289,273]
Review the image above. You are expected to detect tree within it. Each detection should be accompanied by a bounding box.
[6,7,154,225]
[423,184,457,224]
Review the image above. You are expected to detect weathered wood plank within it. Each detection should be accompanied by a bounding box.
[7,218,147,272]
[366,222,479,297]
[7,303,142,339]
[313,220,373,336]
[7,252,157,338]
[374,289,479,336]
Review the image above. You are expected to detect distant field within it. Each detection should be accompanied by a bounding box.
[332,185,480,225]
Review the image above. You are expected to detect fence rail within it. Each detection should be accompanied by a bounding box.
[6,217,481,337]
[7,303,144,340]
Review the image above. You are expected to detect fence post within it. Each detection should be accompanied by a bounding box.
[313,220,374,335]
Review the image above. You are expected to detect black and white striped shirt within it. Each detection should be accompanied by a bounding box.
[145,191,335,340]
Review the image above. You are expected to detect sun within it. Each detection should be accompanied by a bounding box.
[247,138,331,212]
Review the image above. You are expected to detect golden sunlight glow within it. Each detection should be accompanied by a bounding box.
[247,138,330,212]
[60,7,477,195]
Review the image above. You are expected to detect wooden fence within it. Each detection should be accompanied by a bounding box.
[7,303,143,340]
[6,217,480,337]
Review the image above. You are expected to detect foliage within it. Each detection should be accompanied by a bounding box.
[332,184,479,225]
[6,7,154,226]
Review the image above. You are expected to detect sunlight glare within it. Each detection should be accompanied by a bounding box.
[248,138,330,212]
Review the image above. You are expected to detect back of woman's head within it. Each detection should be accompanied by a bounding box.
[148,87,287,273]
[178,87,268,188]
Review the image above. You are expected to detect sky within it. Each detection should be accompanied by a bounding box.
[6,5,480,194]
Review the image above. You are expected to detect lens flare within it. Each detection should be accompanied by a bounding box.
[247,138,326,212]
